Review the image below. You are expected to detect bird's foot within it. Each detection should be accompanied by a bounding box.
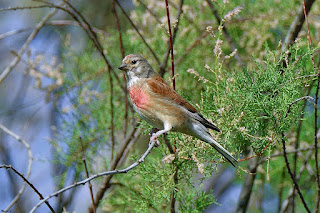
[150,133,160,147]
[149,128,159,135]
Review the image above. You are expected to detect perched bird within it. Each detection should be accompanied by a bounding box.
[118,54,238,167]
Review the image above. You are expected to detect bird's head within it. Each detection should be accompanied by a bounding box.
[118,54,156,82]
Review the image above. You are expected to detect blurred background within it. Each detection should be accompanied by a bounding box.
[0,0,319,212]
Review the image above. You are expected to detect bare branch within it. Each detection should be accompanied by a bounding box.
[282,0,316,51]
[164,0,178,89]
[159,0,184,78]
[89,126,141,212]
[0,5,49,11]
[0,123,33,212]
[35,0,126,93]
[30,135,157,212]
[0,3,62,84]
[79,137,96,213]
[112,0,129,136]
[114,0,160,65]
[301,0,320,209]
[280,150,313,212]
[257,144,320,166]
[0,165,55,213]
[136,0,163,25]
[236,157,258,213]
[0,20,109,41]
[281,133,310,212]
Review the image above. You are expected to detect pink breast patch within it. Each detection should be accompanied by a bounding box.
[129,86,149,109]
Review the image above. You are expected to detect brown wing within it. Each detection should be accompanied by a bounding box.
[147,75,198,112]
[147,75,220,132]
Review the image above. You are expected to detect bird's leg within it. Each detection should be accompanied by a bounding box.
[149,128,160,147]
[150,124,172,146]
[149,128,159,135]
[150,129,168,147]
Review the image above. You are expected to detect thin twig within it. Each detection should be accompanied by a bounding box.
[0,165,55,213]
[174,32,208,67]
[0,20,110,41]
[281,0,316,51]
[114,0,160,65]
[0,123,34,212]
[278,166,286,212]
[34,0,125,93]
[79,137,96,213]
[89,125,140,212]
[281,133,310,212]
[30,134,156,212]
[302,0,320,209]
[292,85,313,210]
[314,72,320,212]
[163,134,177,212]
[112,0,129,135]
[280,150,313,212]
[164,0,176,89]
[136,0,163,25]
[287,95,315,114]
[278,89,314,212]
[205,0,242,65]
[0,3,61,84]
[159,0,184,78]
[169,0,201,32]
[0,5,49,11]
[58,0,115,161]
[236,157,258,213]
[257,144,320,166]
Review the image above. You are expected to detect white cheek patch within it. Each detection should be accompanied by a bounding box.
[136,65,143,74]
[127,71,140,88]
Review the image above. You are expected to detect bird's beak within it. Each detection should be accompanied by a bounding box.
[118,64,127,71]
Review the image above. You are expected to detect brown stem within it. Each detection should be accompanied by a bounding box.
[281,133,310,212]
[302,0,320,209]
[282,0,316,51]
[236,157,258,213]
[90,125,140,212]
[60,1,116,159]
[0,165,55,213]
[164,134,177,212]
[79,137,96,213]
[159,0,184,78]
[112,1,129,135]
[115,0,160,65]
[278,166,286,212]
[164,0,176,89]
[136,0,163,24]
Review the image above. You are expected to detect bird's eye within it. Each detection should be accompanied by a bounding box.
[132,60,137,64]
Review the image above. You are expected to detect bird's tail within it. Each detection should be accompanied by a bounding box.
[205,136,238,168]
[192,125,238,167]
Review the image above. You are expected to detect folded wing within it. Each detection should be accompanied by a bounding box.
[147,75,220,132]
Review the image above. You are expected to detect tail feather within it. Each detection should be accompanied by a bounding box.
[186,122,238,168]
[191,124,238,167]
[206,137,238,168]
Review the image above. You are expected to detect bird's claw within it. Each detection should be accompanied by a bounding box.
[150,133,160,147]
[149,128,159,135]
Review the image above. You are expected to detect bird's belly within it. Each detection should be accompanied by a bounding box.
[129,86,188,130]
[133,99,187,130]
[134,105,164,129]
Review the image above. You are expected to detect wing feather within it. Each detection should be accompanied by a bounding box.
[147,75,220,132]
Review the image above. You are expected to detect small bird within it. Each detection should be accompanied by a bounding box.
[118,54,238,167]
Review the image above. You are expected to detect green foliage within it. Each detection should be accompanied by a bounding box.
[45,0,320,212]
